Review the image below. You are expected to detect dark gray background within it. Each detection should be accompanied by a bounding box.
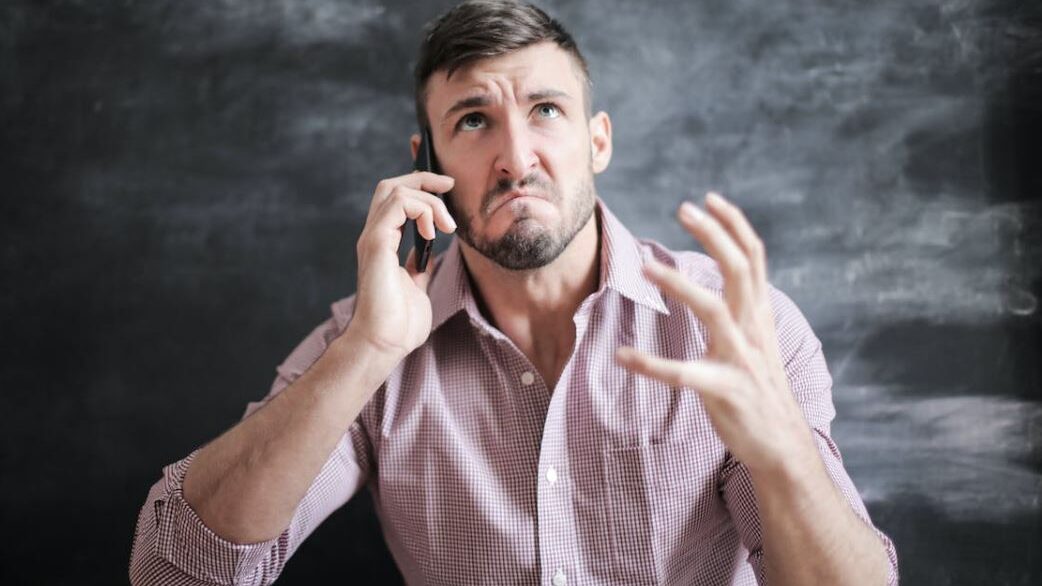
[2,0,1040,583]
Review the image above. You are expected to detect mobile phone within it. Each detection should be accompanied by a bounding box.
[412,127,442,272]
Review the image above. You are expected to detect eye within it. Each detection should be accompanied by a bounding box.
[458,112,486,132]
[535,103,561,119]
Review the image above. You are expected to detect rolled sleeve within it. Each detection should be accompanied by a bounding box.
[130,296,371,585]
[151,453,281,586]
[721,286,899,584]
[129,451,281,586]
[813,428,900,585]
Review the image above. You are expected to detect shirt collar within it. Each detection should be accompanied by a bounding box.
[427,236,476,332]
[596,199,671,314]
[427,197,670,333]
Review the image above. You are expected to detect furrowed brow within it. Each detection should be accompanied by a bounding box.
[527,89,571,103]
[441,89,573,122]
[443,95,491,122]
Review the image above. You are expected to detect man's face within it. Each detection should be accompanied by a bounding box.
[422,42,607,270]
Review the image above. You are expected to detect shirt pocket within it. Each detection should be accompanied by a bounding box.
[603,440,727,584]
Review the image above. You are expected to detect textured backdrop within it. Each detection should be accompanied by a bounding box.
[1,0,1039,583]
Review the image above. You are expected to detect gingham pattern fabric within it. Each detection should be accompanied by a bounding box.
[130,200,899,585]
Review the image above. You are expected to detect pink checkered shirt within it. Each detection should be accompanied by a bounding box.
[130,200,898,585]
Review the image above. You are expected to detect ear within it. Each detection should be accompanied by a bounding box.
[589,111,612,174]
[410,133,421,162]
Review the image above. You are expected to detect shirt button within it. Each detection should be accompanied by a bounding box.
[520,371,535,386]
[552,569,567,586]
[546,465,558,485]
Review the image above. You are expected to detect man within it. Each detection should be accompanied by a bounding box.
[130,1,899,584]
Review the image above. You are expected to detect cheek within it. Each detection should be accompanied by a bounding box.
[540,133,590,193]
[446,182,483,225]
[442,156,489,211]
[545,123,589,167]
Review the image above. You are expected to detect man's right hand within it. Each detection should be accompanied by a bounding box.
[348,171,457,361]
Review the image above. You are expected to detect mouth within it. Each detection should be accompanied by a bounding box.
[487,190,544,216]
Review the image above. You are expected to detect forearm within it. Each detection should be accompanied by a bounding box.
[750,448,890,586]
[182,329,398,544]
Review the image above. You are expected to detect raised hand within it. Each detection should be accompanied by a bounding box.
[615,192,818,476]
[349,171,457,361]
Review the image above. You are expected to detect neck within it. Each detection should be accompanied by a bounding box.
[458,212,601,387]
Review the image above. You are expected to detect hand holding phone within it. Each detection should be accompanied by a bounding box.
[347,147,454,363]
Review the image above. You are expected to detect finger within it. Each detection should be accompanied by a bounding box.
[372,185,457,237]
[377,184,457,234]
[411,188,457,235]
[614,347,739,401]
[408,170,456,194]
[361,195,441,257]
[642,260,745,359]
[704,192,767,299]
[371,172,456,211]
[676,201,756,322]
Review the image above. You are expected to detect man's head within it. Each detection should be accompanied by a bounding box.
[411,0,612,271]
[413,0,593,131]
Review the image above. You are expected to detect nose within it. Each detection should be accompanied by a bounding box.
[494,116,538,181]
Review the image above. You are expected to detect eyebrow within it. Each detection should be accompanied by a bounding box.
[442,89,572,122]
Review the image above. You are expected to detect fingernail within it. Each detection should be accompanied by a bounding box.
[679,201,704,222]
[706,191,724,205]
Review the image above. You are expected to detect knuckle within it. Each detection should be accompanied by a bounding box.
[704,297,728,321]
[720,393,743,415]
[389,185,409,204]
[673,367,694,388]
[729,256,751,276]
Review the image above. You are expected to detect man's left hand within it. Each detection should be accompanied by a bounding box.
[615,192,819,477]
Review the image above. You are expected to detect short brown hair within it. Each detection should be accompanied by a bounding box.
[413,0,592,131]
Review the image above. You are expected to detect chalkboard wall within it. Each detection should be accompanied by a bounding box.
[2,0,1039,583]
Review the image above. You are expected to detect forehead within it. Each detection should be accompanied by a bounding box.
[425,42,583,118]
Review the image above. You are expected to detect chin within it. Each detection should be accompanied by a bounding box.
[489,211,557,242]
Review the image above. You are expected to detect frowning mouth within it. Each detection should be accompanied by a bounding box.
[486,190,545,216]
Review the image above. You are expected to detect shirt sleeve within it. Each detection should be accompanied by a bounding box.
[129,297,374,586]
[719,286,900,585]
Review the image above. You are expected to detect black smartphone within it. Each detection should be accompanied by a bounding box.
[412,127,442,272]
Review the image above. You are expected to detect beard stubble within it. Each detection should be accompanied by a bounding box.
[444,171,597,271]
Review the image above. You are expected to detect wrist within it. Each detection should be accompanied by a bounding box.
[747,430,827,495]
[331,325,406,379]
[296,330,401,420]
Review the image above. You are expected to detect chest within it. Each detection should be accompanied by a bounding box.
[370,309,735,584]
